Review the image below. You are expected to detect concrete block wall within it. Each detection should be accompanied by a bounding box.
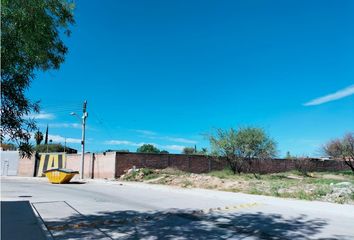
[64,152,117,179]
[93,152,116,179]
[66,153,93,178]
[17,155,36,177]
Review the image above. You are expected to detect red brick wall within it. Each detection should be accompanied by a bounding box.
[115,152,226,176]
[115,152,350,176]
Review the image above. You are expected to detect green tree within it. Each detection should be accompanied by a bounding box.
[160,150,169,154]
[198,148,208,155]
[1,0,74,157]
[285,151,292,159]
[35,144,64,153]
[0,143,18,151]
[34,131,44,145]
[182,146,208,155]
[324,133,354,173]
[182,147,196,154]
[209,127,277,174]
[136,144,160,154]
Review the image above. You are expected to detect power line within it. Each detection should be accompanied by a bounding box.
[90,110,115,139]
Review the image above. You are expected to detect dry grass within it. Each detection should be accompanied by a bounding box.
[121,168,354,204]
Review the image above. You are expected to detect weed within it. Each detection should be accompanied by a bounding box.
[143,173,159,180]
[248,187,263,195]
[181,180,193,188]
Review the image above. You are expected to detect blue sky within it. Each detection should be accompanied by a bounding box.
[27,0,354,157]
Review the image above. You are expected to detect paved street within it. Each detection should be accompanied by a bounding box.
[1,176,354,239]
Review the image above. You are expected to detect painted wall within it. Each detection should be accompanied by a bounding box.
[36,153,66,176]
[0,151,19,176]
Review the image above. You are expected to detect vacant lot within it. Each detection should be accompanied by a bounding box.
[121,168,354,204]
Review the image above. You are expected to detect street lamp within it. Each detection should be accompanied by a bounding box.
[70,101,88,179]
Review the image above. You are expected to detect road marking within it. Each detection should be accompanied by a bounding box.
[203,202,261,213]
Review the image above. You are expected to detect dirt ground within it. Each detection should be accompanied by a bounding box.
[120,168,354,205]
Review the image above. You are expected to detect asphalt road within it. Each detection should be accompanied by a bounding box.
[1,177,354,240]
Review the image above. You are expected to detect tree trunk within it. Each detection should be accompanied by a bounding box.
[344,160,354,173]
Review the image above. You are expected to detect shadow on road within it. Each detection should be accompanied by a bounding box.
[1,201,46,240]
[42,208,352,239]
[65,181,86,184]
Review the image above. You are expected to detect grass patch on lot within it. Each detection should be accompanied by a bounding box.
[121,167,354,204]
[208,169,353,203]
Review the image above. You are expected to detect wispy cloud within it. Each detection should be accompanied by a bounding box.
[49,134,81,143]
[38,123,81,129]
[157,137,196,144]
[133,129,157,136]
[105,140,143,146]
[162,145,185,151]
[105,140,185,152]
[27,111,55,120]
[304,84,354,106]
[133,129,198,144]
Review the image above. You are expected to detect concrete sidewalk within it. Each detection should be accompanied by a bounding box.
[1,200,47,240]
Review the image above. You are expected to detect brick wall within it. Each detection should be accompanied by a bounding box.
[17,151,350,179]
[115,152,227,176]
[115,152,350,176]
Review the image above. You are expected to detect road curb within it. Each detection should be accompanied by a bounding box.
[31,203,54,240]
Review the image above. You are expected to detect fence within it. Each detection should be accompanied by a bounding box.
[17,151,350,179]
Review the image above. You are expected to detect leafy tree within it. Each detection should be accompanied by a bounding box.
[285,151,293,159]
[106,149,130,152]
[160,150,169,154]
[0,143,18,151]
[182,147,196,154]
[209,127,277,174]
[35,144,64,153]
[136,144,160,154]
[34,131,44,145]
[324,133,354,172]
[182,146,208,155]
[1,0,74,157]
[198,147,208,155]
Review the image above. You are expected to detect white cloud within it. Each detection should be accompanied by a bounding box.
[48,134,81,144]
[134,129,198,144]
[37,123,81,129]
[27,112,55,120]
[133,129,157,135]
[162,145,185,151]
[304,85,354,106]
[105,140,142,146]
[105,139,185,152]
[163,137,197,144]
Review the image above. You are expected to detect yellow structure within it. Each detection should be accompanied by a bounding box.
[44,168,78,184]
[37,153,67,177]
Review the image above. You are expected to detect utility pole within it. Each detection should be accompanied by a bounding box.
[80,100,88,179]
